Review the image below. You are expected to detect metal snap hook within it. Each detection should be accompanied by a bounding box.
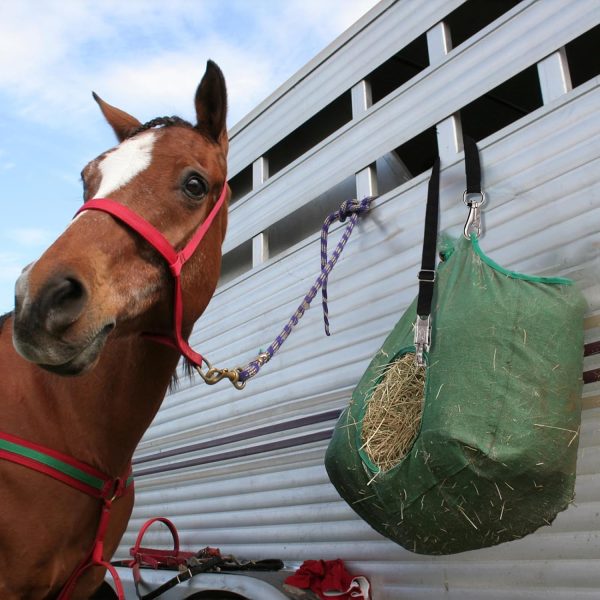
[463,191,486,239]
[194,358,246,389]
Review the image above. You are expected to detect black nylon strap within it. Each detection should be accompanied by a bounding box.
[134,557,222,600]
[416,139,482,318]
[131,557,285,600]
[464,135,481,195]
[416,158,440,318]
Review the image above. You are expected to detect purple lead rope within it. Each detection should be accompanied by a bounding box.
[236,197,374,383]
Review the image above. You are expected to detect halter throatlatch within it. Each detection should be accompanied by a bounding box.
[77,183,229,383]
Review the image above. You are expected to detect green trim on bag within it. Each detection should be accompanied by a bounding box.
[357,345,426,474]
[471,235,573,285]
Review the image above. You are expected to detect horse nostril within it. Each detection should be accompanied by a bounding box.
[43,276,88,334]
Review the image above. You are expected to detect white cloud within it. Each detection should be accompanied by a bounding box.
[0,0,379,129]
[5,228,53,247]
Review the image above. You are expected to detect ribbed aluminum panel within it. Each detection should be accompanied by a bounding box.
[227,0,463,177]
[224,0,598,253]
[137,81,600,454]
[120,1,600,598]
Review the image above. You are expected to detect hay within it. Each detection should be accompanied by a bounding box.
[361,353,425,472]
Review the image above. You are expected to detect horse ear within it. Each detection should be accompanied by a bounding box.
[195,60,228,145]
[92,92,142,142]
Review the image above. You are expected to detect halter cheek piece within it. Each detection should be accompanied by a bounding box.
[77,183,228,367]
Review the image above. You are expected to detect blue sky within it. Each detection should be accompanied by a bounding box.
[0,0,379,312]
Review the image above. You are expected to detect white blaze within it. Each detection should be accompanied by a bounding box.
[95,131,156,198]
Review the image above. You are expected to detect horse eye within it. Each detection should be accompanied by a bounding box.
[183,174,208,199]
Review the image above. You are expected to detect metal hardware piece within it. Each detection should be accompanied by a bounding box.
[176,568,194,584]
[255,351,271,367]
[418,269,436,282]
[194,359,246,390]
[414,315,431,366]
[463,191,486,239]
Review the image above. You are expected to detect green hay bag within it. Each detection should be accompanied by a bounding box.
[325,149,586,555]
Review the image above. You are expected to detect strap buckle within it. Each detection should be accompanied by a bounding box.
[414,315,431,367]
[418,269,436,283]
[176,568,194,584]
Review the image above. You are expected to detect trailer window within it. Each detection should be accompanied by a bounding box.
[565,24,600,89]
[228,164,252,205]
[376,126,438,197]
[368,34,429,105]
[267,174,356,260]
[460,64,542,142]
[445,0,524,49]
[266,92,352,177]
[219,239,252,287]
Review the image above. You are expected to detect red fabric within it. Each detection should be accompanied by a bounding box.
[79,183,228,368]
[285,559,369,600]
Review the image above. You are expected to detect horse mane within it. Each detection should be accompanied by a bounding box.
[128,115,216,144]
[128,115,194,138]
[0,312,12,333]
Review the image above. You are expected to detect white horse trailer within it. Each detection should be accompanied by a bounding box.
[114,0,600,597]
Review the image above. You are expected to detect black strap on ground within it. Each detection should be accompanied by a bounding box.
[130,557,285,600]
[464,135,481,195]
[133,557,223,600]
[416,157,440,318]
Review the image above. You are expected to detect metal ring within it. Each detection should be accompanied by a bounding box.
[463,190,486,207]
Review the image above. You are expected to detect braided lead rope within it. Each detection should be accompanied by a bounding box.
[236,197,374,384]
[321,199,371,335]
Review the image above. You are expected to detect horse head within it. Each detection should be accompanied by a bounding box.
[12,60,229,376]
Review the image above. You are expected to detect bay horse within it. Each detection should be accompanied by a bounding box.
[0,60,229,599]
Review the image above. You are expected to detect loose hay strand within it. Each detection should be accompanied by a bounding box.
[361,353,426,472]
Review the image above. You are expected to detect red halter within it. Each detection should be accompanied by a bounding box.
[77,183,228,366]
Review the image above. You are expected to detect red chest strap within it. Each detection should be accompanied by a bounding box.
[0,431,132,599]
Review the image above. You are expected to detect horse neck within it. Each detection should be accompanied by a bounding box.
[27,332,180,477]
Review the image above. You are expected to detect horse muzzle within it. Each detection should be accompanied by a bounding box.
[12,268,115,375]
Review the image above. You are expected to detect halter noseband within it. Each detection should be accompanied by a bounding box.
[76,183,228,368]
